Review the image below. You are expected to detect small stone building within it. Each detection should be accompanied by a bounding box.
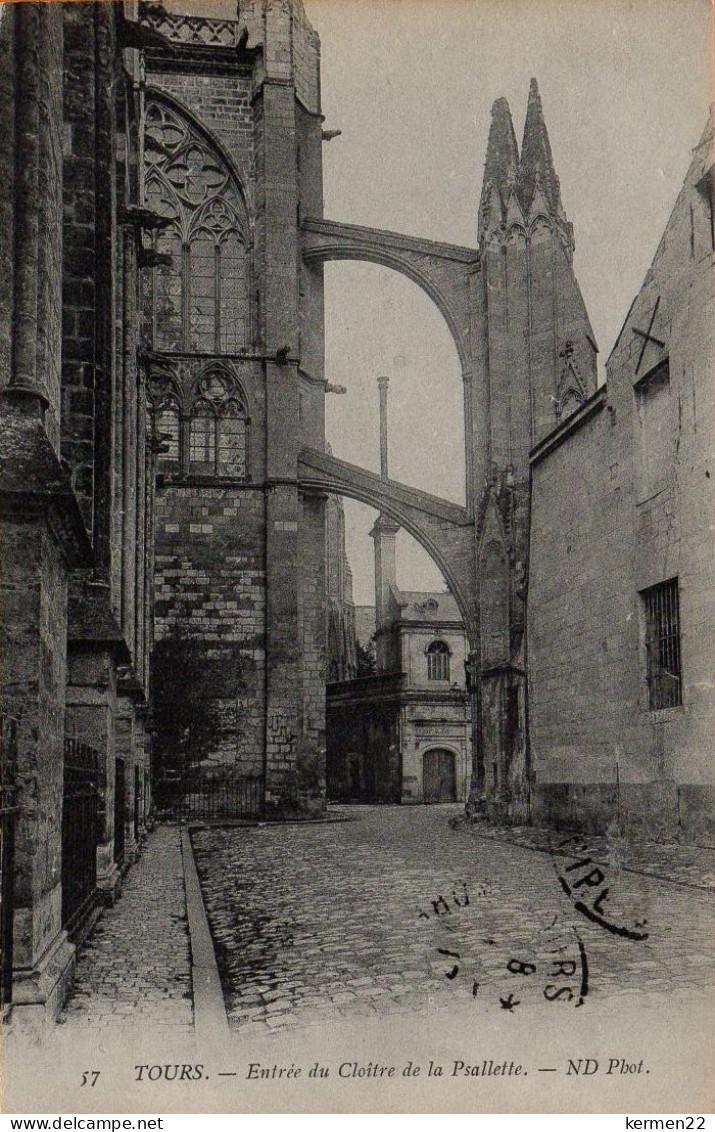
[327,508,470,804]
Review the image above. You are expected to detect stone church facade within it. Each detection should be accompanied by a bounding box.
[0,0,712,1030]
[0,2,155,1030]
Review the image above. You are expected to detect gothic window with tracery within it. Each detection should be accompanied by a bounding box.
[188,370,248,478]
[148,366,249,480]
[143,99,251,354]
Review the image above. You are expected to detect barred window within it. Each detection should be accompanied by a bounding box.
[427,640,450,681]
[642,578,682,710]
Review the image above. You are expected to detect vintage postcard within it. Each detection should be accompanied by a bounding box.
[0,0,713,1117]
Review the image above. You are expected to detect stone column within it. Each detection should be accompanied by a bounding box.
[377,374,389,480]
[64,640,122,905]
[0,4,91,1032]
[115,694,137,864]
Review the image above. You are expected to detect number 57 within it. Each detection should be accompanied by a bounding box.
[80,1071,100,1088]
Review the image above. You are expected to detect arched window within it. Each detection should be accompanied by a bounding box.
[147,371,182,472]
[426,640,450,681]
[143,99,251,355]
[187,369,249,479]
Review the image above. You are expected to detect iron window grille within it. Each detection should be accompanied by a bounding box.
[642,577,682,710]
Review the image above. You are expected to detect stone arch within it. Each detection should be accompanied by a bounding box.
[303,477,476,646]
[424,636,452,655]
[192,360,251,419]
[303,241,470,375]
[302,217,485,507]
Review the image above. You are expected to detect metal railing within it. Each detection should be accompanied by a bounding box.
[62,736,101,934]
[155,767,265,820]
[0,717,18,1011]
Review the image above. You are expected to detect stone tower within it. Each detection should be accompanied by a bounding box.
[144,0,328,815]
[472,80,598,820]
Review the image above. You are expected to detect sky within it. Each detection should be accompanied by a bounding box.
[307,0,712,602]
[166,0,712,603]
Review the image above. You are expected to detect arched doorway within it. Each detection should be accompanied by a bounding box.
[423,748,457,803]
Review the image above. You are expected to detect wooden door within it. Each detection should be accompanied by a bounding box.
[423,748,456,803]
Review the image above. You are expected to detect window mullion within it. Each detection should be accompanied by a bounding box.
[215,242,221,354]
[182,242,190,351]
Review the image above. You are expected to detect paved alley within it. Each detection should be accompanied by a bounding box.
[59,824,193,1036]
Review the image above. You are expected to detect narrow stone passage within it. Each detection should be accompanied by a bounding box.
[59,825,193,1035]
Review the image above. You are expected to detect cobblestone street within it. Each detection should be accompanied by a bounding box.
[193,806,715,1036]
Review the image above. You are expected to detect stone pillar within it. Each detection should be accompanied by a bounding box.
[1,511,76,1030]
[64,643,122,905]
[296,488,327,814]
[256,15,304,815]
[369,514,399,671]
[0,3,91,1031]
[115,694,137,864]
[377,374,389,480]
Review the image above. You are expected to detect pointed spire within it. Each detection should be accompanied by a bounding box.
[479,97,519,238]
[518,78,563,217]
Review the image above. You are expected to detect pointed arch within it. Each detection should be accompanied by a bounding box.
[143,87,253,223]
[142,91,253,354]
[304,241,470,374]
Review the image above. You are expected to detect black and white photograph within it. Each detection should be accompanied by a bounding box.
[0,0,713,1117]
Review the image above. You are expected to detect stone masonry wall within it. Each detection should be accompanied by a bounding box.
[528,116,714,844]
[2,518,68,979]
[298,489,326,754]
[147,69,255,212]
[154,485,266,772]
[61,4,99,529]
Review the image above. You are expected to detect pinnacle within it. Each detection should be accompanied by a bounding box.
[517,77,563,216]
[479,96,520,219]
